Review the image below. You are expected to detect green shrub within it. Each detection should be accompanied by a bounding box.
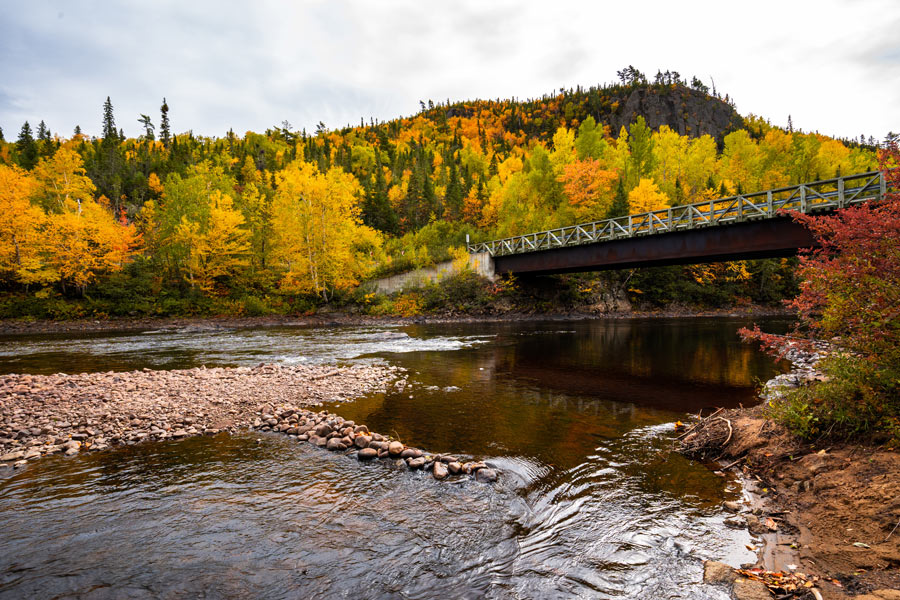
[241,295,270,317]
[768,354,900,443]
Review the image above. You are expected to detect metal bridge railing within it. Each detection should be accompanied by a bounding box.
[467,170,889,257]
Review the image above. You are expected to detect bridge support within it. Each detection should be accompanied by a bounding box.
[492,217,816,276]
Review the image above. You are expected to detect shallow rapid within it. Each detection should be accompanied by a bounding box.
[0,317,788,599]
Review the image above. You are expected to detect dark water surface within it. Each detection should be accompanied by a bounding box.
[0,318,788,599]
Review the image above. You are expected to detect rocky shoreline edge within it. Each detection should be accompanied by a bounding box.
[0,363,498,484]
[255,406,498,483]
[681,342,900,599]
[0,305,792,337]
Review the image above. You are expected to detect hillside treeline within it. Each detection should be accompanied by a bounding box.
[0,75,880,317]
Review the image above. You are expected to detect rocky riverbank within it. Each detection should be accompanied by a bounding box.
[0,364,401,464]
[682,342,900,599]
[252,406,498,483]
[0,363,500,484]
[0,305,792,336]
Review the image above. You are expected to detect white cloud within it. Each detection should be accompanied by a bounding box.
[0,0,896,140]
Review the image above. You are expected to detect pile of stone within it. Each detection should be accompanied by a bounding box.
[254,407,499,483]
[761,339,832,401]
[0,363,404,468]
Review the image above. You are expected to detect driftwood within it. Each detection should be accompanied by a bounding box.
[678,409,735,460]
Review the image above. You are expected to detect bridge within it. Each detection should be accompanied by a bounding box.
[466,170,889,276]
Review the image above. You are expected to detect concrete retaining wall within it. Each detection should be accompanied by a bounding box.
[369,252,495,295]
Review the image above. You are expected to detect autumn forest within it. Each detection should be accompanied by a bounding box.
[0,71,882,319]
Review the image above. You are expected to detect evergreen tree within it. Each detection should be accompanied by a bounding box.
[404,162,424,230]
[102,96,117,141]
[138,114,155,140]
[37,120,50,142]
[36,120,55,159]
[422,160,437,220]
[0,126,4,141]
[159,97,171,148]
[15,121,38,169]
[362,155,399,234]
[91,98,125,209]
[606,179,629,218]
[73,125,82,137]
[444,160,463,220]
[673,178,685,206]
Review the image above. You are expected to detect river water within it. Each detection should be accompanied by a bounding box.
[0,317,787,599]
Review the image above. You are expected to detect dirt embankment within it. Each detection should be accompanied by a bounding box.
[681,349,900,599]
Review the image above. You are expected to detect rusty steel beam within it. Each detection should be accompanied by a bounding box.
[492,217,816,275]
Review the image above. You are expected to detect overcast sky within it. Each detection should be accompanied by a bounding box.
[1,0,897,142]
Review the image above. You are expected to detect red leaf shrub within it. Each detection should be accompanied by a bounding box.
[741,143,900,441]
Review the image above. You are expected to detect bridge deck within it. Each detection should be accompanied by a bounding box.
[467,171,888,275]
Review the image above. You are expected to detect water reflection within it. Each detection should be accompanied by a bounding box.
[0,317,788,598]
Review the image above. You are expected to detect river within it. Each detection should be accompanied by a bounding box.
[0,317,787,599]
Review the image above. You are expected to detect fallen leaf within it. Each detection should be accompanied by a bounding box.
[852,542,871,549]
[766,518,778,531]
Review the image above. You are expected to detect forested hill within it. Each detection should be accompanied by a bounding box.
[432,80,744,141]
[0,70,882,317]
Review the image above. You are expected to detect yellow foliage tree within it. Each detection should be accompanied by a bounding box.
[173,190,250,293]
[689,261,751,285]
[272,161,382,299]
[628,178,669,214]
[461,186,483,226]
[45,196,140,292]
[0,165,53,285]
[33,147,96,211]
[147,172,164,196]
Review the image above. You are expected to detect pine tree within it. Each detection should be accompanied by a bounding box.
[444,160,464,221]
[606,179,629,218]
[73,125,82,137]
[138,114,155,140]
[93,98,125,209]
[36,120,55,159]
[37,120,50,142]
[362,155,398,234]
[422,161,437,220]
[102,96,117,141]
[0,126,4,141]
[16,121,38,169]
[673,178,685,206]
[159,98,171,148]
